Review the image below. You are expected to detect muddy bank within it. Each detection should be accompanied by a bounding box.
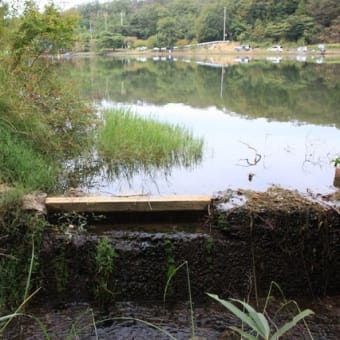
[5,296,340,339]
[36,187,340,306]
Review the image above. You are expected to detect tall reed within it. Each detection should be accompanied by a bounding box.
[97,108,204,172]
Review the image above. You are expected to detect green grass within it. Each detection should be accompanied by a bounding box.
[0,57,95,193]
[97,108,204,172]
[0,126,57,191]
[323,43,340,50]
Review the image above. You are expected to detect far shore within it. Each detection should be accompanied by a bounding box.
[72,41,340,64]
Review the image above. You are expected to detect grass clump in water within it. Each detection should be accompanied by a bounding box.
[97,108,204,173]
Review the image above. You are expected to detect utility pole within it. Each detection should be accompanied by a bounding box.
[120,11,124,26]
[89,21,93,40]
[223,7,227,41]
[220,66,225,98]
[104,11,108,31]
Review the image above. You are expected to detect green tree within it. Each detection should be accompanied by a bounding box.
[74,0,340,46]
[11,1,79,68]
[0,2,9,48]
[196,5,224,42]
[97,31,124,50]
[167,0,198,40]
[306,0,340,27]
[285,14,315,42]
[157,17,178,47]
[250,19,266,41]
[322,15,340,42]
[130,3,167,39]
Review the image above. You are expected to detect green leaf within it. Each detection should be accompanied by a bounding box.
[271,309,314,339]
[207,294,260,334]
[163,261,187,304]
[258,312,270,338]
[229,326,258,340]
[230,298,270,338]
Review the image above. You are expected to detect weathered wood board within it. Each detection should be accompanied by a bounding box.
[45,195,212,213]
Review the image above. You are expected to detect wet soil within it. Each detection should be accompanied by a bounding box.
[4,296,340,339]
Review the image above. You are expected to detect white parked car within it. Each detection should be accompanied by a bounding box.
[235,56,251,63]
[267,45,283,52]
[297,46,308,53]
[318,44,326,53]
[235,44,252,52]
[266,56,282,64]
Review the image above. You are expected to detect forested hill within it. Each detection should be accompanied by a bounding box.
[74,0,339,49]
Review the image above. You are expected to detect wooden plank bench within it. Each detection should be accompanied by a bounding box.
[45,195,212,213]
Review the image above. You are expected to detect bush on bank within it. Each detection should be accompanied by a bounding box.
[0,1,95,311]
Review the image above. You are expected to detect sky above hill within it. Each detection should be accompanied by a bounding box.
[39,0,95,10]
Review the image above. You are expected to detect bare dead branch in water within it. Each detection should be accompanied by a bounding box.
[238,141,262,167]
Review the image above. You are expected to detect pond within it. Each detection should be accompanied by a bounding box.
[65,56,340,196]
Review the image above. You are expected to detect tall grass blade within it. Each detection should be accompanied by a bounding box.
[0,288,41,333]
[0,313,18,322]
[163,261,196,338]
[64,308,99,340]
[264,282,314,339]
[185,261,195,339]
[263,281,285,314]
[163,261,186,304]
[0,238,39,333]
[0,313,50,339]
[15,313,51,339]
[289,300,314,340]
[24,237,35,302]
[229,326,258,340]
[271,309,314,339]
[90,308,99,340]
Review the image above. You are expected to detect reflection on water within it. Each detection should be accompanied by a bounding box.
[63,57,339,195]
[62,150,202,195]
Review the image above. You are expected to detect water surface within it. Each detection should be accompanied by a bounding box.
[66,57,340,195]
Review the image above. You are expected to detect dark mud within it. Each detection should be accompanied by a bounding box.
[4,296,340,339]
